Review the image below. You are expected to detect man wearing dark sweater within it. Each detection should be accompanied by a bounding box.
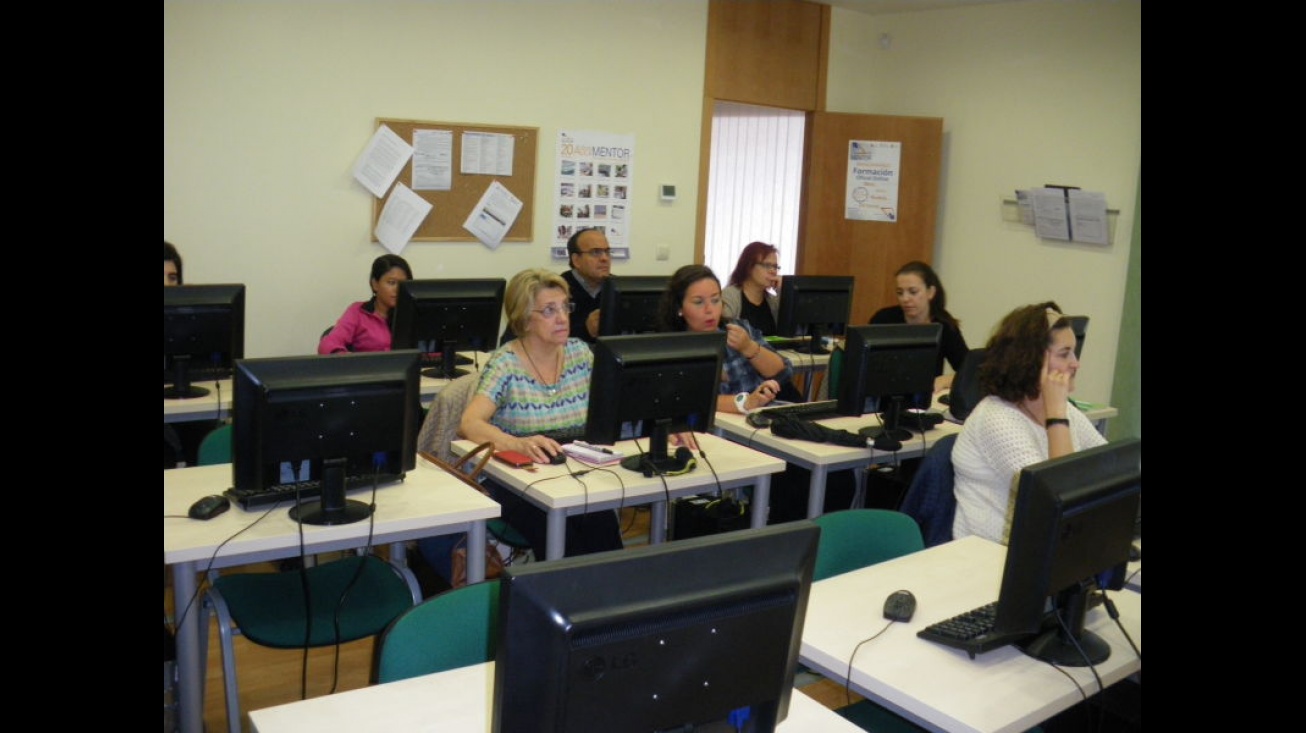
[562,228,613,343]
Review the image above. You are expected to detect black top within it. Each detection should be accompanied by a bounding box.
[739,293,778,336]
[563,269,603,344]
[869,305,968,376]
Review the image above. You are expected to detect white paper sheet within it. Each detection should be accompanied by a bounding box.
[352,124,413,198]
[462,181,522,249]
[374,183,432,254]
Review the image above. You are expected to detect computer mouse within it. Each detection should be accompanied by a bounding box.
[883,589,916,622]
[189,494,231,521]
[1128,543,1141,563]
[548,451,568,465]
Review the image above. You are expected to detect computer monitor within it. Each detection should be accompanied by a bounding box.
[774,275,854,354]
[994,438,1141,666]
[597,275,669,336]
[585,332,724,476]
[163,284,246,399]
[492,521,820,733]
[391,278,505,379]
[1067,315,1089,359]
[836,323,942,451]
[230,350,420,526]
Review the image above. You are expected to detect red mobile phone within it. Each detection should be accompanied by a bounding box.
[494,450,534,468]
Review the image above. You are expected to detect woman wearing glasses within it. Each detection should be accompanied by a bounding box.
[461,268,622,557]
[721,241,782,336]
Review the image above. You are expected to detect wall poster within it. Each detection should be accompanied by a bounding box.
[552,130,635,259]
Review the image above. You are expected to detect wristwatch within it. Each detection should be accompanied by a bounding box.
[734,392,751,414]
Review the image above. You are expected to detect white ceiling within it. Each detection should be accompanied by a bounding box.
[814,0,1026,15]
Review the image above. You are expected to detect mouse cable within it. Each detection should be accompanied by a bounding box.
[327,466,383,695]
[168,503,278,640]
[842,621,894,709]
[693,437,724,498]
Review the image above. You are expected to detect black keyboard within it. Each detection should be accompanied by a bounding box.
[224,472,405,510]
[916,601,1012,659]
[538,426,586,444]
[746,400,841,428]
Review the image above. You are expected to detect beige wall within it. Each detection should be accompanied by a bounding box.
[826,1,1141,404]
[165,0,1140,405]
[165,0,709,359]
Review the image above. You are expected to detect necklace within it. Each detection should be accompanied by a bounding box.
[1016,400,1043,426]
[521,343,563,394]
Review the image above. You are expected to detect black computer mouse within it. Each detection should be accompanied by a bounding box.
[883,589,916,622]
[548,451,568,465]
[189,494,231,521]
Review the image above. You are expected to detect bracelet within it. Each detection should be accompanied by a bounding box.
[734,392,751,414]
[746,344,762,360]
[1045,417,1070,429]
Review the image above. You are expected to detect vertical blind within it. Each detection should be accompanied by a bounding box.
[704,101,805,285]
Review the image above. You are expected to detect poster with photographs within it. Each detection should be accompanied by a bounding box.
[553,130,634,259]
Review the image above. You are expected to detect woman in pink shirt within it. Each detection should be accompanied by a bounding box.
[319,254,412,354]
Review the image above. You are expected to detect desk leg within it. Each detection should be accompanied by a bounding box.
[465,520,486,583]
[751,473,771,528]
[808,465,829,518]
[173,561,202,733]
[545,509,567,560]
[649,501,667,545]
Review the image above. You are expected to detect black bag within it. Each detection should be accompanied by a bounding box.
[670,494,749,540]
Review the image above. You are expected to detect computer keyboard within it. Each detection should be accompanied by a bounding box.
[537,426,587,444]
[915,601,1012,659]
[745,400,841,428]
[224,472,405,510]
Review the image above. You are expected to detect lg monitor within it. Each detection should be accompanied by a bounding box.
[1067,315,1089,359]
[597,275,669,336]
[585,332,724,476]
[391,278,505,379]
[492,521,820,733]
[163,284,246,399]
[836,323,942,451]
[774,275,854,354]
[988,438,1140,666]
[228,350,420,526]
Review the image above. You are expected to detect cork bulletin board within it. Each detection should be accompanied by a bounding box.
[371,118,538,242]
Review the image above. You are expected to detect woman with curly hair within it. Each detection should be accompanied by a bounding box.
[950,302,1105,543]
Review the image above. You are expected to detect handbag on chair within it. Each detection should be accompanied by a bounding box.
[419,443,507,587]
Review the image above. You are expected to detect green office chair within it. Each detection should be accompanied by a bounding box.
[199,554,421,733]
[374,579,500,684]
[811,508,924,581]
[196,423,233,466]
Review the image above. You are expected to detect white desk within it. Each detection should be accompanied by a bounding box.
[940,400,1119,437]
[249,661,867,732]
[164,460,501,733]
[714,411,962,519]
[162,352,493,423]
[777,347,833,401]
[453,432,785,560]
[800,536,1142,733]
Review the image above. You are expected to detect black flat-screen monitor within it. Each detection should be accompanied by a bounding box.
[1067,315,1089,359]
[985,438,1141,666]
[492,521,820,733]
[586,332,724,476]
[836,323,942,450]
[391,278,505,379]
[163,284,246,399]
[774,275,854,354]
[597,275,669,336]
[229,350,420,526]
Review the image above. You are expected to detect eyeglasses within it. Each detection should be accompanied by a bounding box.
[755,263,781,273]
[533,302,576,319]
[580,248,613,258]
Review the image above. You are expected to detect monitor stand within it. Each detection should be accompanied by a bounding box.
[420,339,473,380]
[163,355,211,399]
[1017,584,1111,667]
[858,395,912,450]
[620,419,696,476]
[785,325,830,355]
[289,457,373,526]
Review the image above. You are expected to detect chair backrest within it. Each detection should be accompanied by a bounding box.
[811,509,924,581]
[899,433,958,548]
[374,580,501,683]
[947,348,987,422]
[197,423,233,466]
[416,372,481,463]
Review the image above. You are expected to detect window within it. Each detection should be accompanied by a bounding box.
[704,101,805,285]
